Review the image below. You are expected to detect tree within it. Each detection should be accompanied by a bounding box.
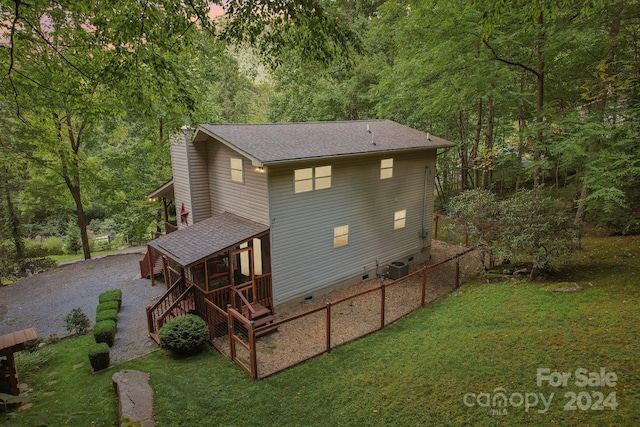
[448,189,575,277]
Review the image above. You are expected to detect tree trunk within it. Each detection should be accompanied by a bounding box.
[55,111,91,260]
[3,178,24,266]
[482,95,495,190]
[472,98,482,189]
[533,11,545,187]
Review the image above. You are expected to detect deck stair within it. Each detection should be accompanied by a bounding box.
[241,302,275,337]
[146,279,194,344]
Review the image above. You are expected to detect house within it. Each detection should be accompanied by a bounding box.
[143,120,454,341]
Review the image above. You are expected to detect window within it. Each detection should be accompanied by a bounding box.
[294,168,314,193]
[230,158,244,183]
[394,209,407,230]
[315,166,332,190]
[294,165,332,193]
[334,225,349,248]
[380,158,393,180]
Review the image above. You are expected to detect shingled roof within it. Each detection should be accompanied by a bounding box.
[193,120,454,165]
[148,212,269,268]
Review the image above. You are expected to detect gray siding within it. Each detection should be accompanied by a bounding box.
[187,142,211,224]
[268,150,437,305]
[170,145,191,230]
[207,142,269,225]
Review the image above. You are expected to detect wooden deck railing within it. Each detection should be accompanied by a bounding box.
[146,278,189,336]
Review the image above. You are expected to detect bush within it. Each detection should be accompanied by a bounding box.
[98,289,122,309]
[158,314,209,356]
[96,301,120,315]
[88,342,110,371]
[96,309,118,324]
[93,320,116,347]
[64,308,90,335]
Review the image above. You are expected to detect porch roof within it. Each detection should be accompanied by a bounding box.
[148,212,269,268]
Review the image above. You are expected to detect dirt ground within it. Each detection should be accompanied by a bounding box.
[213,240,483,377]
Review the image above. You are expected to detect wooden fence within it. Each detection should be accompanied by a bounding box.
[211,246,477,379]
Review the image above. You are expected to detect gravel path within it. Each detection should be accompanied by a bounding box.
[0,251,166,363]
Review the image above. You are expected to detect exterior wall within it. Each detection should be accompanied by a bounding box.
[207,142,270,225]
[170,142,211,228]
[170,144,191,230]
[268,150,437,305]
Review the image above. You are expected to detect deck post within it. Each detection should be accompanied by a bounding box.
[146,306,153,334]
[148,245,155,286]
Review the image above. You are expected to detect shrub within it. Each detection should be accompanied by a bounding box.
[96,301,120,315]
[88,342,110,371]
[96,309,118,324]
[158,314,209,356]
[99,289,122,309]
[64,308,90,335]
[93,320,116,347]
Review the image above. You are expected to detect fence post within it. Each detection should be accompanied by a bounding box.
[421,268,428,306]
[326,302,332,354]
[227,304,235,360]
[380,280,386,330]
[249,321,258,380]
[455,257,460,288]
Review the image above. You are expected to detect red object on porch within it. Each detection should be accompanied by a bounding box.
[0,327,39,396]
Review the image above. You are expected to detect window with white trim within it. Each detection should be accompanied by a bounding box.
[394,209,407,230]
[333,225,349,248]
[294,165,332,193]
[230,158,244,183]
[380,158,393,179]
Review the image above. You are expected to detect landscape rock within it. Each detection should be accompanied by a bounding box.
[112,370,154,426]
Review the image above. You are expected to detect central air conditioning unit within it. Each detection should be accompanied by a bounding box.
[388,261,409,280]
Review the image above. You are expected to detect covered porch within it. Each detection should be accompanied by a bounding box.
[144,212,274,343]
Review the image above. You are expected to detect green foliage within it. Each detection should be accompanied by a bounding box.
[95,309,118,324]
[93,320,116,347]
[88,342,111,372]
[15,346,57,378]
[448,189,575,274]
[64,308,91,335]
[24,236,64,257]
[158,314,209,356]
[96,301,120,315]
[64,221,83,255]
[98,289,123,310]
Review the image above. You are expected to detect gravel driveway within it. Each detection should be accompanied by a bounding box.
[0,251,166,363]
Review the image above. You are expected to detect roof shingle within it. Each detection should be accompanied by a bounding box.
[194,120,454,164]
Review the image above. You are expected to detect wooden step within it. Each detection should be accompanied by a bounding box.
[242,303,270,319]
[252,314,274,328]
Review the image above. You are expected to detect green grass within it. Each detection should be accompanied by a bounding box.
[4,236,639,426]
[49,247,142,264]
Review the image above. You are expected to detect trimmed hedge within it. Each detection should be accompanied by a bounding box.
[96,301,120,315]
[93,320,116,347]
[88,342,110,371]
[96,309,118,324]
[98,289,122,309]
[158,314,209,356]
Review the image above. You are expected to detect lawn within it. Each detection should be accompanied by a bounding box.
[3,235,639,426]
